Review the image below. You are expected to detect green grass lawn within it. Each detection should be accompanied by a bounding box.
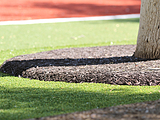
[0,18,160,120]
[0,18,139,65]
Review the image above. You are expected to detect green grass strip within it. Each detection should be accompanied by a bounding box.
[0,18,139,52]
[0,77,159,120]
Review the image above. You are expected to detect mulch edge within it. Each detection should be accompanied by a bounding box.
[1,45,160,86]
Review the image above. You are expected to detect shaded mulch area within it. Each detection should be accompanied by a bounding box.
[27,99,160,120]
[1,45,160,86]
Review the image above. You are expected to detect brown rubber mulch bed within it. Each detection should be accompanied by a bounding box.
[1,45,160,86]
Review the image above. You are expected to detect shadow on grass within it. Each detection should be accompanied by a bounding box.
[111,18,140,23]
[0,72,9,77]
[115,18,139,23]
[0,84,159,120]
[86,18,140,25]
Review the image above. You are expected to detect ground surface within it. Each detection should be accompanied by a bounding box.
[1,0,160,120]
[1,45,160,120]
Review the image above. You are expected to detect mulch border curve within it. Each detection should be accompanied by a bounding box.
[1,45,160,86]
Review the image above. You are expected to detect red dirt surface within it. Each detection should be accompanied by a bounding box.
[0,0,141,21]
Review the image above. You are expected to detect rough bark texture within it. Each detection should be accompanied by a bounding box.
[134,0,160,59]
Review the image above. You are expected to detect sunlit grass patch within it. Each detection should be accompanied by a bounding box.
[0,77,159,120]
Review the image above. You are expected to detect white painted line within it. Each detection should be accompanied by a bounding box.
[148,68,160,70]
[0,14,140,25]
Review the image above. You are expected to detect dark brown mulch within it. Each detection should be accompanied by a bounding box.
[1,45,160,86]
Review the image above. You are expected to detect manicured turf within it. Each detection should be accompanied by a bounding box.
[0,77,160,120]
[0,18,159,120]
[0,18,139,65]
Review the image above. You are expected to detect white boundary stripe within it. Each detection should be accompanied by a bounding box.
[0,14,140,25]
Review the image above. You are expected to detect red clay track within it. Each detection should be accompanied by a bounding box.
[0,0,141,21]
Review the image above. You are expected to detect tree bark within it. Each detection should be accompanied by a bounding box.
[133,0,160,59]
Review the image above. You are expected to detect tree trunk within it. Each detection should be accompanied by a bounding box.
[133,0,160,59]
